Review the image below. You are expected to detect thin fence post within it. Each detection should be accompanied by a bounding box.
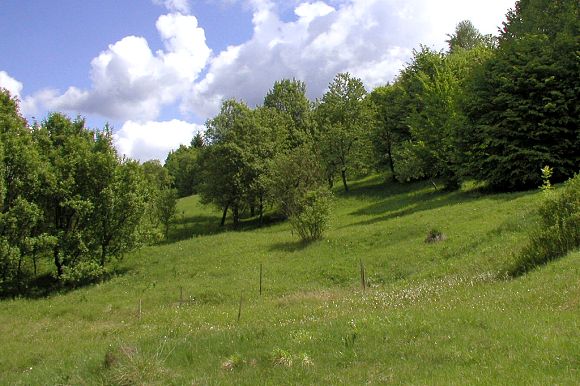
[259,263,263,296]
[138,299,142,319]
[360,259,366,291]
[237,292,243,323]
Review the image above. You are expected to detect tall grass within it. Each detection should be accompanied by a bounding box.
[0,176,578,384]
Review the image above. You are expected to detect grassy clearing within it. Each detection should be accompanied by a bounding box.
[0,176,578,384]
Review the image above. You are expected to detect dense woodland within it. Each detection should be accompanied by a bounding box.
[1,0,578,295]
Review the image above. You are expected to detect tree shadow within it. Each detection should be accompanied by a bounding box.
[164,213,287,244]
[345,181,532,229]
[269,239,314,253]
[165,214,223,243]
[0,267,130,300]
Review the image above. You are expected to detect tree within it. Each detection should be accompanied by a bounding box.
[92,158,148,265]
[316,73,373,192]
[165,145,199,198]
[33,114,151,277]
[0,89,48,289]
[247,106,289,224]
[266,145,332,241]
[191,132,204,148]
[199,99,255,227]
[462,0,579,190]
[142,160,176,239]
[368,83,410,181]
[389,38,495,189]
[446,20,495,53]
[264,79,313,149]
[198,142,250,227]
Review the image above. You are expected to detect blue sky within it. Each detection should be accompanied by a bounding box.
[0,0,515,162]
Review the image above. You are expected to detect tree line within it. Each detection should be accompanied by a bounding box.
[167,0,578,232]
[1,0,577,294]
[0,92,177,294]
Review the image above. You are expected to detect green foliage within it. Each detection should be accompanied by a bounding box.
[463,0,579,190]
[266,145,331,241]
[266,145,323,215]
[94,159,150,262]
[199,99,289,226]
[391,140,430,183]
[142,160,177,240]
[368,84,410,180]
[0,92,165,294]
[289,188,332,242]
[164,144,199,197]
[0,90,47,289]
[539,165,554,191]
[264,78,313,149]
[446,20,496,53]
[510,173,580,275]
[200,99,255,227]
[59,260,107,287]
[158,188,178,239]
[397,43,493,190]
[316,73,373,191]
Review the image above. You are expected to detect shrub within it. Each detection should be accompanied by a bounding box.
[510,173,580,276]
[60,261,107,287]
[289,188,332,242]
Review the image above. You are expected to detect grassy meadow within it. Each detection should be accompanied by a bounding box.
[0,176,578,385]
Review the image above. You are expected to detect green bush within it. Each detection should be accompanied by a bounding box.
[60,261,107,287]
[289,188,332,242]
[510,173,580,276]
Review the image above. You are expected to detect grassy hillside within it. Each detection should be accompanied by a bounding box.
[1,176,578,385]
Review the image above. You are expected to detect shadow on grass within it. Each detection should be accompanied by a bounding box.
[269,240,312,253]
[0,267,130,300]
[344,179,533,228]
[164,213,287,244]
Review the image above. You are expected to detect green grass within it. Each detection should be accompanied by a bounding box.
[1,176,578,385]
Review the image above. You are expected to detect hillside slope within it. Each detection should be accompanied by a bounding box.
[1,177,578,385]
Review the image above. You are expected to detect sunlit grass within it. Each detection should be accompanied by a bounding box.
[0,176,578,384]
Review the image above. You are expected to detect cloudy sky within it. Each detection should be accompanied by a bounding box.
[0,0,515,162]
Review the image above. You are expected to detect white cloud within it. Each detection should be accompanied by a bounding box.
[0,71,23,99]
[114,119,204,162]
[153,0,191,14]
[27,13,210,122]
[295,2,335,23]
[18,0,515,162]
[183,0,515,118]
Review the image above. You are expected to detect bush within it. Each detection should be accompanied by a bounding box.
[510,173,580,276]
[289,188,332,242]
[60,260,107,287]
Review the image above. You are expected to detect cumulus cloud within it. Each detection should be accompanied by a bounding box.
[114,119,204,162]
[28,12,210,122]
[153,0,191,14]
[19,0,514,161]
[0,71,23,99]
[183,0,514,118]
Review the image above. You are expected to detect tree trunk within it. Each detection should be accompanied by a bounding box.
[33,253,38,277]
[54,246,63,277]
[100,245,107,267]
[387,143,397,182]
[220,203,230,227]
[232,205,240,228]
[341,169,349,192]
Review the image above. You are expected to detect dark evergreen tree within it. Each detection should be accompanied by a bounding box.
[463,0,579,190]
